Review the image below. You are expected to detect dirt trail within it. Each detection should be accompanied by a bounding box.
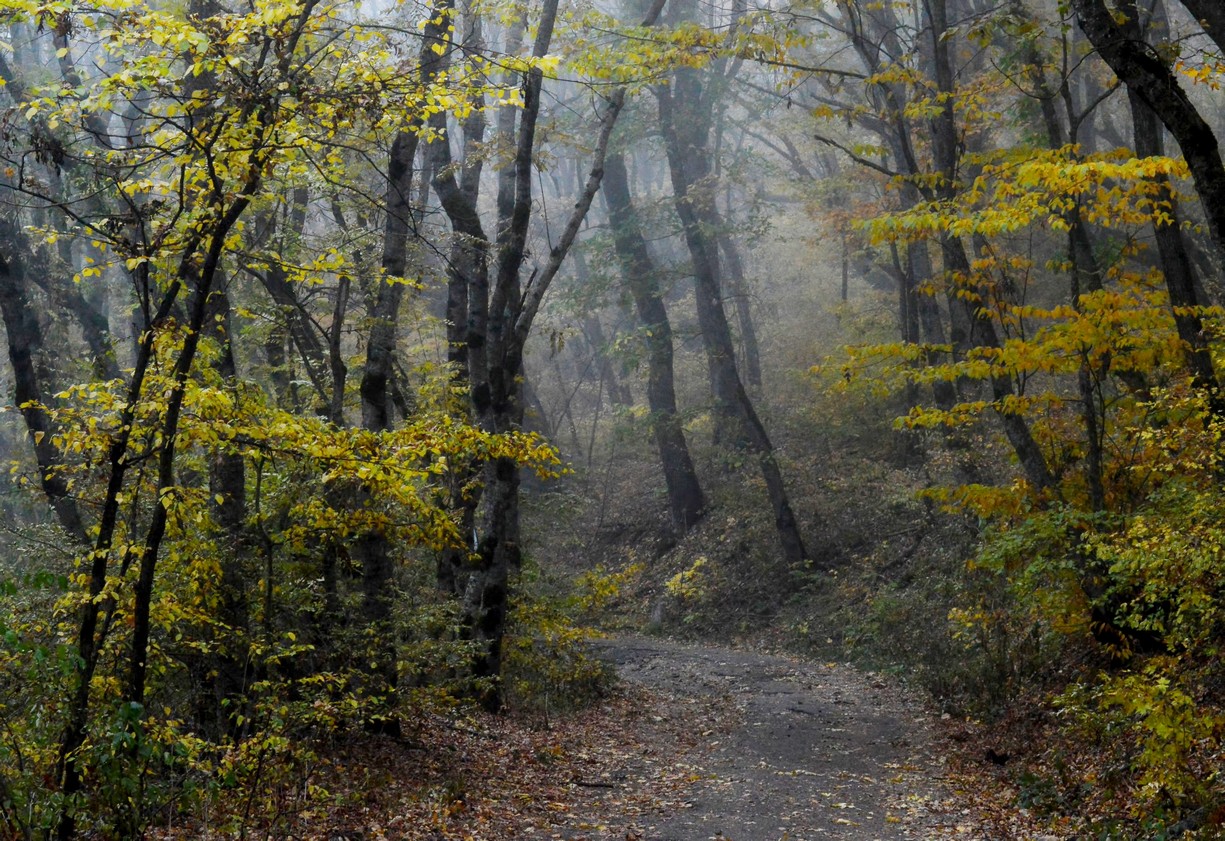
[586,637,986,841]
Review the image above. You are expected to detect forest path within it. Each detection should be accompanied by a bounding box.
[583,636,986,841]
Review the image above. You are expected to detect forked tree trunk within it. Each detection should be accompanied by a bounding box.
[429,101,490,602]
[454,0,560,706]
[428,0,661,708]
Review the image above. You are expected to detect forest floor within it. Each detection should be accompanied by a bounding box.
[184,636,1070,840]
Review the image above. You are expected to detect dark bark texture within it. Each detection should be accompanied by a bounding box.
[603,152,706,533]
[658,72,810,567]
[1074,0,1225,262]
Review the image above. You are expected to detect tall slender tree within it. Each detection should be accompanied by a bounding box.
[603,151,706,532]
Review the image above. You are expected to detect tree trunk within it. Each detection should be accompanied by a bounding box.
[53,227,191,841]
[1074,0,1225,262]
[717,233,764,393]
[1120,0,1218,394]
[428,97,491,604]
[204,279,252,734]
[255,190,332,412]
[658,75,809,567]
[1176,0,1225,54]
[582,313,633,407]
[1007,0,1109,507]
[455,2,559,707]
[603,152,706,533]
[571,250,633,408]
[656,75,744,448]
[428,0,657,706]
[926,0,1054,491]
[833,0,956,411]
[329,272,351,425]
[353,129,422,724]
[0,215,89,543]
[361,130,420,432]
[128,233,243,725]
[350,1,452,727]
[907,241,958,410]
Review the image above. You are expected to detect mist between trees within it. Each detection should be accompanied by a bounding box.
[0,0,1223,836]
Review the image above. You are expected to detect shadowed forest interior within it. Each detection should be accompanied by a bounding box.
[1,0,1224,836]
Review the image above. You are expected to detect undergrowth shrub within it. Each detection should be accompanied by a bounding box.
[0,566,76,835]
[502,563,639,715]
[0,539,489,840]
[808,353,1225,831]
[937,397,1225,829]
[820,542,1050,717]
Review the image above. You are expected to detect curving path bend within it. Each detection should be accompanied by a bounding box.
[583,637,988,841]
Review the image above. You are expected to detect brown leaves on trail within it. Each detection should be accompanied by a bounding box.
[154,683,733,840]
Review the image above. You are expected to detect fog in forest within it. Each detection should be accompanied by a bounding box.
[2,0,1224,837]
